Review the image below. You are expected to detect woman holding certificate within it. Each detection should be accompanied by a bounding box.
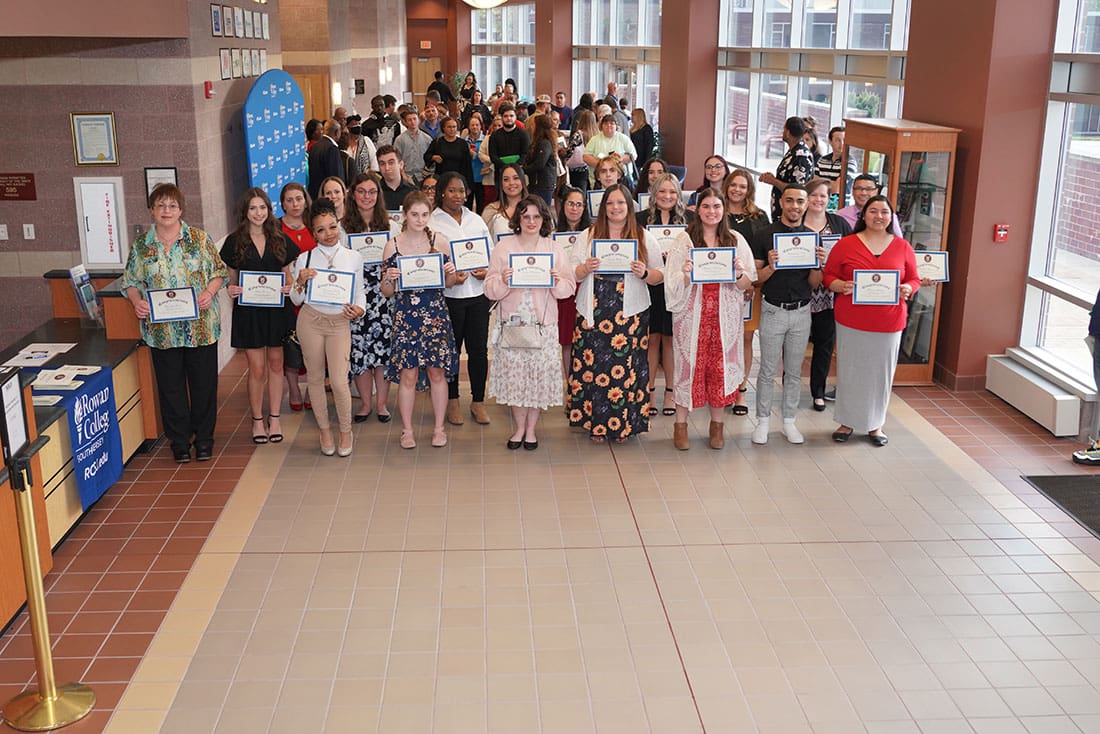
[278,183,315,412]
[220,188,299,444]
[484,196,577,449]
[481,163,529,240]
[123,183,227,464]
[637,172,692,417]
[344,173,395,423]
[289,199,367,457]
[724,168,771,416]
[569,183,664,442]
[555,187,590,376]
[380,191,459,449]
[664,188,756,450]
[429,172,494,426]
[822,195,919,446]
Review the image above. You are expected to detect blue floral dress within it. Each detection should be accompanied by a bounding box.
[350,264,391,375]
[384,246,458,390]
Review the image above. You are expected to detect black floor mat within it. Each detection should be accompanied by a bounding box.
[1023,474,1100,538]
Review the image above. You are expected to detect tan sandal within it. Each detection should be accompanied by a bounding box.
[400,430,416,449]
[431,428,448,447]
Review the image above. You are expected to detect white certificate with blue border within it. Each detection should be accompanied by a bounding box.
[852,269,900,305]
[387,210,404,227]
[239,271,285,307]
[397,253,445,290]
[637,192,651,210]
[743,290,754,322]
[690,248,736,283]
[592,239,637,274]
[306,269,356,305]
[553,231,582,258]
[646,225,687,255]
[509,253,555,288]
[916,251,949,282]
[587,188,606,216]
[820,234,841,263]
[773,231,819,269]
[147,287,199,322]
[348,231,390,266]
[451,236,491,272]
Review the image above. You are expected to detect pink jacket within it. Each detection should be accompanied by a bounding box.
[484,235,576,322]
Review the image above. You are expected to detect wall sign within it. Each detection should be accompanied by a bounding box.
[73,177,129,271]
[0,173,36,201]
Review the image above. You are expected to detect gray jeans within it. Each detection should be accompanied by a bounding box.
[756,300,812,421]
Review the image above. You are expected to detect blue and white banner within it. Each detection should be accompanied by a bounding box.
[66,368,123,510]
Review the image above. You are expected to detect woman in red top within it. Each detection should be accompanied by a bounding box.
[279,183,316,411]
[822,195,919,446]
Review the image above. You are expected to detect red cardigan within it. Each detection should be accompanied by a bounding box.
[823,234,920,333]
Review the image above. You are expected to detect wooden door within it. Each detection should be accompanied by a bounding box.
[290,72,331,123]
[410,56,440,110]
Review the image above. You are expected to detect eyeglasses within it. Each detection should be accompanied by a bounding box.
[564,201,585,207]
[704,163,726,171]
[154,202,180,211]
[853,186,878,192]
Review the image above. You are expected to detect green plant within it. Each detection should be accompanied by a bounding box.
[451,72,468,96]
[848,90,882,117]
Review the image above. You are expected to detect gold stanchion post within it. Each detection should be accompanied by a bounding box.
[2,445,96,731]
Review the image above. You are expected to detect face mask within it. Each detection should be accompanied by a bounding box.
[348,126,361,135]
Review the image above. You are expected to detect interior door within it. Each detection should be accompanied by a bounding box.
[290,72,331,124]
[410,56,441,110]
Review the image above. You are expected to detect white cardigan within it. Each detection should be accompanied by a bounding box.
[572,227,663,325]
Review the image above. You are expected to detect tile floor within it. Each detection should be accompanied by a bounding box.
[2,357,1100,733]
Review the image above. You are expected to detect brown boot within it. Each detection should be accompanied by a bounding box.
[470,401,491,425]
[709,420,724,449]
[446,399,464,426]
[673,422,689,451]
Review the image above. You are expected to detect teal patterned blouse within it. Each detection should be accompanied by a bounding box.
[122,221,227,349]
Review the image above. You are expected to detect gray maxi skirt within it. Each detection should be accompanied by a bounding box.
[834,323,902,433]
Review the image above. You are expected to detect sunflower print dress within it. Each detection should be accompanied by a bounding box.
[568,276,651,439]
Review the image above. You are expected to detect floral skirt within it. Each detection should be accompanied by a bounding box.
[567,278,650,439]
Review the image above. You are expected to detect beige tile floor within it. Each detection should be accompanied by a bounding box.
[107,392,1100,733]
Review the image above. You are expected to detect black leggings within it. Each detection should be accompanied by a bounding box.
[809,308,836,400]
[446,294,490,401]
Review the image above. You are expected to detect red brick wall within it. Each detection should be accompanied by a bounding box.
[1054,152,1100,258]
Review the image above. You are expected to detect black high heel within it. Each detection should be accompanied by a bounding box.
[251,417,268,444]
[267,414,283,443]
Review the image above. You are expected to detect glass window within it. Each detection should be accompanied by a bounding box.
[723,0,754,46]
[1077,0,1100,52]
[1046,102,1100,292]
[642,0,662,46]
[804,0,838,48]
[846,81,885,119]
[797,77,831,141]
[1025,287,1095,383]
[763,0,792,47]
[850,0,893,50]
[635,63,662,128]
[757,73,789,172]
[719,70,752,166]
[617,0,640,45]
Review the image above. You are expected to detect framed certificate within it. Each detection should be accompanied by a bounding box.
[387,210,404,227]
[348,231,390,265]
[646,225,687,255]
[772,231,819,269]
[306,269,356,306]
[916,251,949,282]
[70,112,119,166]
[592,239,637,274]
[587,188,606,216]
[239,271,285,307]
[509,253,555,288]
[637,192,651,210]
[820,234,841,262]
[450,236,491,272]
[553,231,582,258]
[690,248,736,283]
[852,269,900,305]
[743,291,754,322]
[147,287,199,323]
[397,253,445,290]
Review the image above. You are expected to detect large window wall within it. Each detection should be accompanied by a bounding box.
[572,0,662,126]
[717,0,908,207]
[1021,0,1100,385]
[470,3,535,101]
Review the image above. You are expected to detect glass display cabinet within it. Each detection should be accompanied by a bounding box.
[841,119,960,385]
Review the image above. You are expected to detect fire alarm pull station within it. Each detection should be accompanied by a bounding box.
[994,224,1010,243]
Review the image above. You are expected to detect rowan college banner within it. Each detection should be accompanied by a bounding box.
[68,367,123,510]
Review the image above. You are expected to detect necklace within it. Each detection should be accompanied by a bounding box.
[316,244,339,269]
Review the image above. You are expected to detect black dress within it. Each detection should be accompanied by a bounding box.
[220,233,299,349]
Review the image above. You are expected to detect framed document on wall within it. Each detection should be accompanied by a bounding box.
[70,112,118,166]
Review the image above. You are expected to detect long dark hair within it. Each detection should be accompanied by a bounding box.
[232,187,285,264]
[591,183,647,263]
[497,163,529,207]
[852,194,895,234]
[636,158,669,195]
[685,188,737,248]
[509,196,554,237]
[527,113,556,157]
[695,155,730,193]
[557,186,590,231]
[343,173,391,234]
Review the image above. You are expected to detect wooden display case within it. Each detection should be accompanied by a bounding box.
[841,119,960,385]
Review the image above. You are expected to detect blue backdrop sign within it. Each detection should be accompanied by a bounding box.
[244,69,307,218]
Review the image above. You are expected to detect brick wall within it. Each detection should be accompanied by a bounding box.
[1055,152,1100,260]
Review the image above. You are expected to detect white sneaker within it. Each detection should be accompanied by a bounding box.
[751,419,770,445]
[782,420,804,444]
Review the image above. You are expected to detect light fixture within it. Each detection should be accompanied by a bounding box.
[462,0,507,8]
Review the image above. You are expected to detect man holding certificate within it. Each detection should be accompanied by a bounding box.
[823,194,919,447]
[123,183,227,464]
[749,184,824,445]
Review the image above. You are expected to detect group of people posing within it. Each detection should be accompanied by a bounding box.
[122,82,924,461]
